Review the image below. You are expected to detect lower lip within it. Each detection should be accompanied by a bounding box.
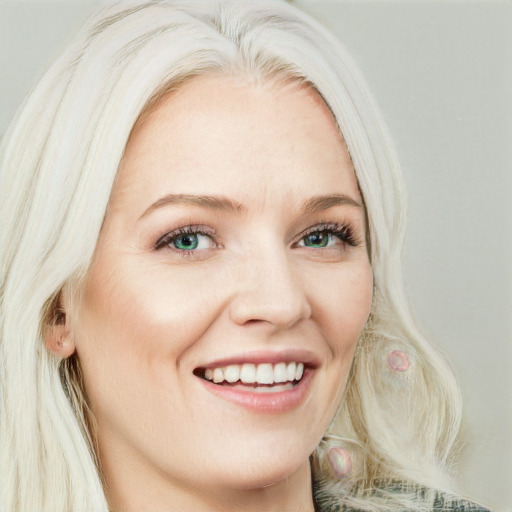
[197,369,314,413]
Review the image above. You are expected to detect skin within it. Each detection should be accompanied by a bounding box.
[49,75,373,512]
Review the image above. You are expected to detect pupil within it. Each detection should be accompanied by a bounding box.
[176,234,198,249]
[307,232,327,247]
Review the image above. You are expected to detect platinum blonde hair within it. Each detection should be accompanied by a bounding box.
[0,1,462,510]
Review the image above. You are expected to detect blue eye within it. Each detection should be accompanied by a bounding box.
[297,224,359,249]
[155,227,215,252]
[173,233,200,250]
[171,232,214,251]
[302,231,331,248]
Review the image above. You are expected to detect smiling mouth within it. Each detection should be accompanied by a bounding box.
[194,361,305,392]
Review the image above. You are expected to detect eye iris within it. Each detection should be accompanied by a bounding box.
[304,231,329,248]
[174,234,199,250]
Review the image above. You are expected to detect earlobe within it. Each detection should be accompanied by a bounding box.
[44,295,76,359]
[45,323,76,359]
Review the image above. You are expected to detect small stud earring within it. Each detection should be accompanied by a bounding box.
[326,446,352,479]
[387,350,410,372]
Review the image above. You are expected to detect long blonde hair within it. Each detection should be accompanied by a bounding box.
[0,2,462,511]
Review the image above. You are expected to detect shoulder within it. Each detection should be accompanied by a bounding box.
[316,483,492,512]
[414,488,492,512]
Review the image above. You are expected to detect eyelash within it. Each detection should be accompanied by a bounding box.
[154,222,360,255]
[154,225,216,254]
[295,222,360,249]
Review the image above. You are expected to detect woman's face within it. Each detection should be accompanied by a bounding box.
[68,75,373,502]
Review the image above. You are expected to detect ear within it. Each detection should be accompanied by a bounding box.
[44,293,76,359]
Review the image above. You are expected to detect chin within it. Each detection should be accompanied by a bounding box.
[214,458,308,492]
[197,433,316,491]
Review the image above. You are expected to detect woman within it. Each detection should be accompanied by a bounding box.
[0,1,492,511]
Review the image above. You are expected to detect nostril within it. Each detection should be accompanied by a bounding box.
[243,319,265,326]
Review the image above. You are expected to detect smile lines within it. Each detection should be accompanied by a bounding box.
[202,362,305,385]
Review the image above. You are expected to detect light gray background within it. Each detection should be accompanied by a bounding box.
[0,1,510,511]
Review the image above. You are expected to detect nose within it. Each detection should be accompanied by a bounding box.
[228,247,312,330]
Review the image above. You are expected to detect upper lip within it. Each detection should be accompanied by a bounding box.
[196,349,321,370]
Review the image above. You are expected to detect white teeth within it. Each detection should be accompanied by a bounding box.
[273,362,287,383]
[256,363,274,384]
[202,361,306,385]
[213,368,224,383]
[240,363,256,383]
[295,362,304,381]
[224,365,240,383]
[286,362,296,381]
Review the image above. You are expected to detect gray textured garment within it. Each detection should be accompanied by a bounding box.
[314,482,492,512]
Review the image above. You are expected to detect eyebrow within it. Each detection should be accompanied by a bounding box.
[139,194,246,219]
[139,192,361,220]
[301,193,362,213]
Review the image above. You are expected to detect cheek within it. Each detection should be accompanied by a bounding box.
[308,261,373,358]
[79,256,222,351]
[302,260,373,430]
[72,256,229,399]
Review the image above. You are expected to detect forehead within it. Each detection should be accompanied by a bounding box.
[112,73,359,213]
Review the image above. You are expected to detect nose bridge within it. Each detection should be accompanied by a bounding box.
[229,240,312,328]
